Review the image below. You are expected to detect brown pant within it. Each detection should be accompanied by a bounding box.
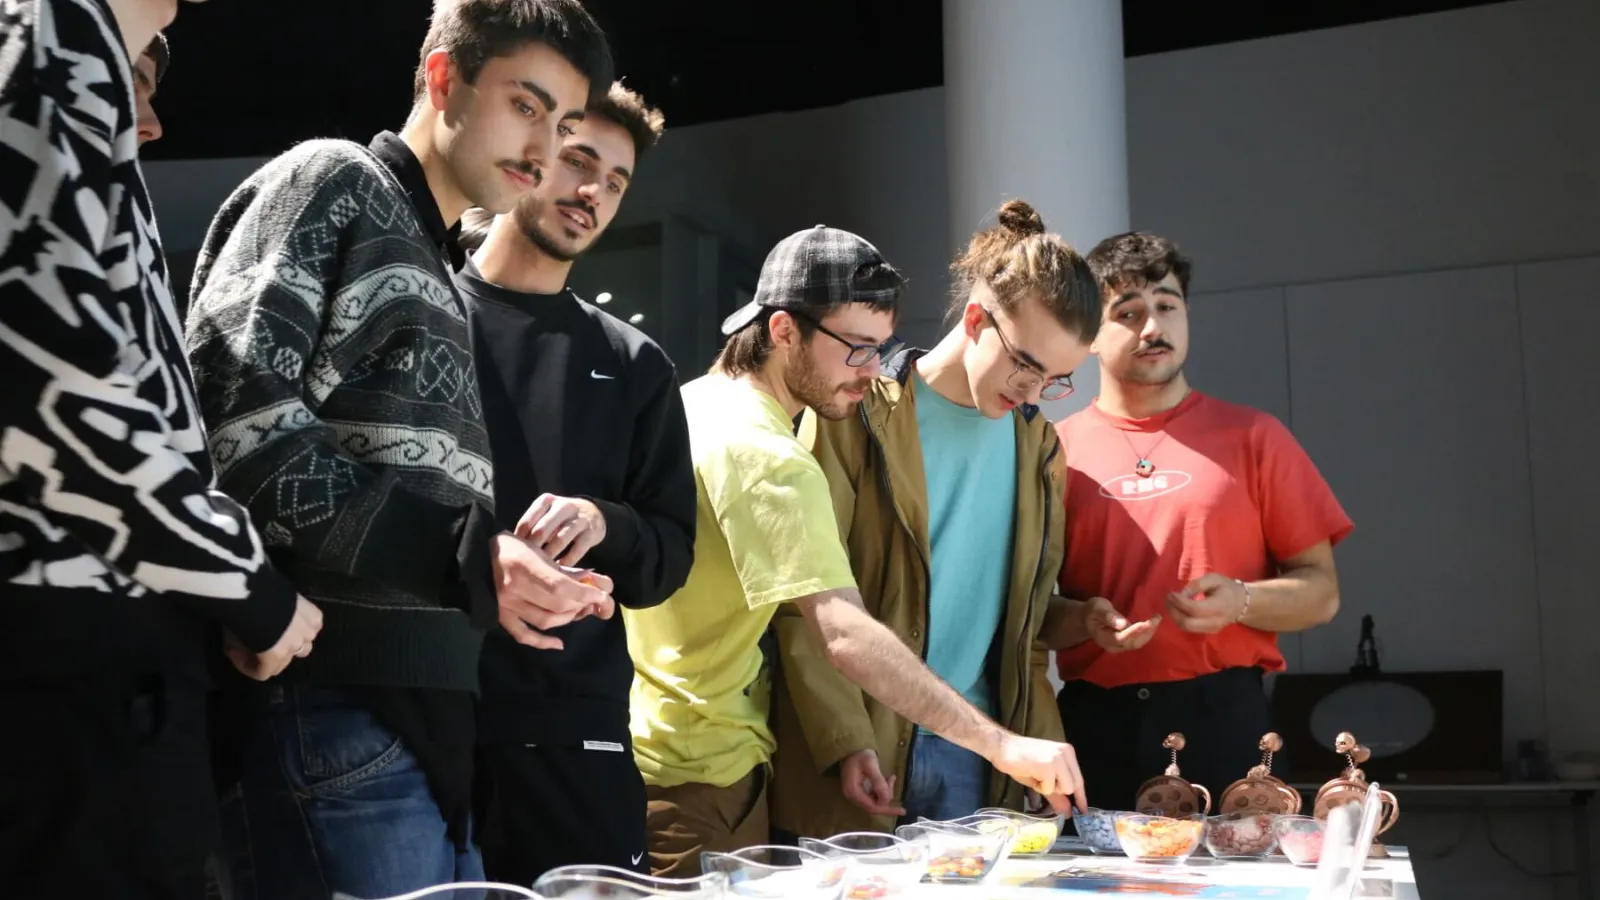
[644,767,770,878]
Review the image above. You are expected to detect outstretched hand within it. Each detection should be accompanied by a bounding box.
[991,733,1088,814]
[1083,596,1160,653]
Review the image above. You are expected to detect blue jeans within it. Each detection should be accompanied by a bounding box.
[899,732,991,824]
[216,686,483,900]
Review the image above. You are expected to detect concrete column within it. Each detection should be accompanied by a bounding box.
[944,0,1131,419]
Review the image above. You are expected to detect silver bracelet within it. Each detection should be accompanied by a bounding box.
[1234,579,1252,623]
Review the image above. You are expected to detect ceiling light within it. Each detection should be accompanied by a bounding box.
[595,292,612,305]
[628,313,645,325]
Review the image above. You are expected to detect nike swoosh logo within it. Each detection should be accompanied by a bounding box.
[591,370,615,380]
[631,852,644,866]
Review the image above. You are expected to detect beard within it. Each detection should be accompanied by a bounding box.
[787,344,873,421]
[1119,340,1186,386]
[1124,358,1183,385]
[512,197,597,264]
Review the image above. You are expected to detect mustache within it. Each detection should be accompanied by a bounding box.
[499,160,542,186]
[555,198,597,223]
[1138,339,1174,354]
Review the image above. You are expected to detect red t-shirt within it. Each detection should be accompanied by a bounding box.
[1055,391,1353,688]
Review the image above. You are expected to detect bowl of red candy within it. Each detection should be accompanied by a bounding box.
[1203,812,1280,859]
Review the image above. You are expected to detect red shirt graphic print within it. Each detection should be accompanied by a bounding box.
[1055,391,1353,688]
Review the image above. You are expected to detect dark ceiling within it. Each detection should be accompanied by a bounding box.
[142,0,1507,161]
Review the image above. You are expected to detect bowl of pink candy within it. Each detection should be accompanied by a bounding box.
[1272,815,1326,866]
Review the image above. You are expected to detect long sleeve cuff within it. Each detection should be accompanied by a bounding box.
[582,497,642,572]
[443,501,499,631]
[206,566,301,653]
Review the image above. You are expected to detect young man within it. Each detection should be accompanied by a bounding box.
[626,225,1090,877]
[454,84,695,885]
[0,1,321,897]
[1041,232,1353,811]
[183,2,615,897]
[772,201,1099,837]
[135,32,167,147]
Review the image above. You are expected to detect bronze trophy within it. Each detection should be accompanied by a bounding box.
[1135,733,1213,817]
[1218,732,1303,815]
[1313,732,1400,857]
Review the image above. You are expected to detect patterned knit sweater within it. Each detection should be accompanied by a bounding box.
[0,0,298,681]
[185,138,498,692]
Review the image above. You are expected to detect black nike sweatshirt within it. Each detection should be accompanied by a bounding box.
[455,260,696,745]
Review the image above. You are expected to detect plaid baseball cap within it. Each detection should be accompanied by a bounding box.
[720,224,904,335]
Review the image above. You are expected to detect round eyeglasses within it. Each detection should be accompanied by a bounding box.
[984,309,1074,401]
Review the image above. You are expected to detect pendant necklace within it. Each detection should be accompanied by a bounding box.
[1121,429,1169,478]
[1115,388,1191,478]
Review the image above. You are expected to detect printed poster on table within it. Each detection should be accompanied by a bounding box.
[999,861,1312,898]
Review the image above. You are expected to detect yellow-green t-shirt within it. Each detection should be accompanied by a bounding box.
[625,373,857,789]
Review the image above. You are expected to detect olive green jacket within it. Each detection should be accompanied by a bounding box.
[770,349,1068,838]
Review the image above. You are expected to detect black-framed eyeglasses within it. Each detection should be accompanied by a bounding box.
[788,309,903,368]
[984,309,1075,401]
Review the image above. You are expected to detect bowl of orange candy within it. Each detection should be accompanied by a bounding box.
[1113,813,1207,864]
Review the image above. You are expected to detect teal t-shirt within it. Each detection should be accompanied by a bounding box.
[912,369,1017,726]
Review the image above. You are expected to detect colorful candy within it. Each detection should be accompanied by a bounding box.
[925,849,992,880]
[1114,814,1205,861]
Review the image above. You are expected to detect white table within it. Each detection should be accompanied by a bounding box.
[911,841,1422,899]
[1289,780,1598,900]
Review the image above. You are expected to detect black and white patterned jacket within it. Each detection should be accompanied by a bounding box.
[0,0,298,677]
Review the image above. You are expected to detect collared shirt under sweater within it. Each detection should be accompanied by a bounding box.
[185,130,496,844]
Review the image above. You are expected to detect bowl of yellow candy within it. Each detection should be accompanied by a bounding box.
[972,808,1064,856]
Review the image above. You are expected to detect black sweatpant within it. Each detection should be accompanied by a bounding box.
[0,672,219,900]
[1057,667,1271,815]
[477,741,649,886]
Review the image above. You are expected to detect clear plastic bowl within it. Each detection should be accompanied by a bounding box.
[797,832,928,900]
[532,866,729,899]
[701,845,848,899]
[1203,812,1281,859]
[1070,808,1128,854]
[1273,815,1327,866]
[344,883,541,900]
[973,807,1065,856]
[1113,813,1206,863]
[931,814,1021,855]
[894,820,1011,884]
